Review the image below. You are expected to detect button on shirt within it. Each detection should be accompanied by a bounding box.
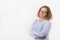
[29,19,51,40]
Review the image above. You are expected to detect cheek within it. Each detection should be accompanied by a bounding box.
[39,13,43,16]
[39,12,43,15]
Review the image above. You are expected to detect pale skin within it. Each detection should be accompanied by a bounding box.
[38,7,48,22]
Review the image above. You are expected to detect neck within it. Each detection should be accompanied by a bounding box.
[39,17,47,22]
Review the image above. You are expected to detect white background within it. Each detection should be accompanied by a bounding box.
[0,0,60,40]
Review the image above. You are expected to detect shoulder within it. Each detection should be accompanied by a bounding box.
[44,20,51,25]
[33,19,38,23]
[32,19,38,25]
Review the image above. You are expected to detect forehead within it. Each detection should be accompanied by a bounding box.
[41,7,47,12]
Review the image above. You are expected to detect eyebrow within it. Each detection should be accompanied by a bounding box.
[40,10,47,13]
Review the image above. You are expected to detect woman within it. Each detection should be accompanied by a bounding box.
[29,5,52,40]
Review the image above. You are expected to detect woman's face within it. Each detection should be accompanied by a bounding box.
[39,7,47,18]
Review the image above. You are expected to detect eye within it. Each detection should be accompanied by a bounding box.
[44,12,47,13]
[40,10,47,13]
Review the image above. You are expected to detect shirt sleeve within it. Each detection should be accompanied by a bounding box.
[29,20,38,38]
[29,28,38,38]
[34,21,51,38]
